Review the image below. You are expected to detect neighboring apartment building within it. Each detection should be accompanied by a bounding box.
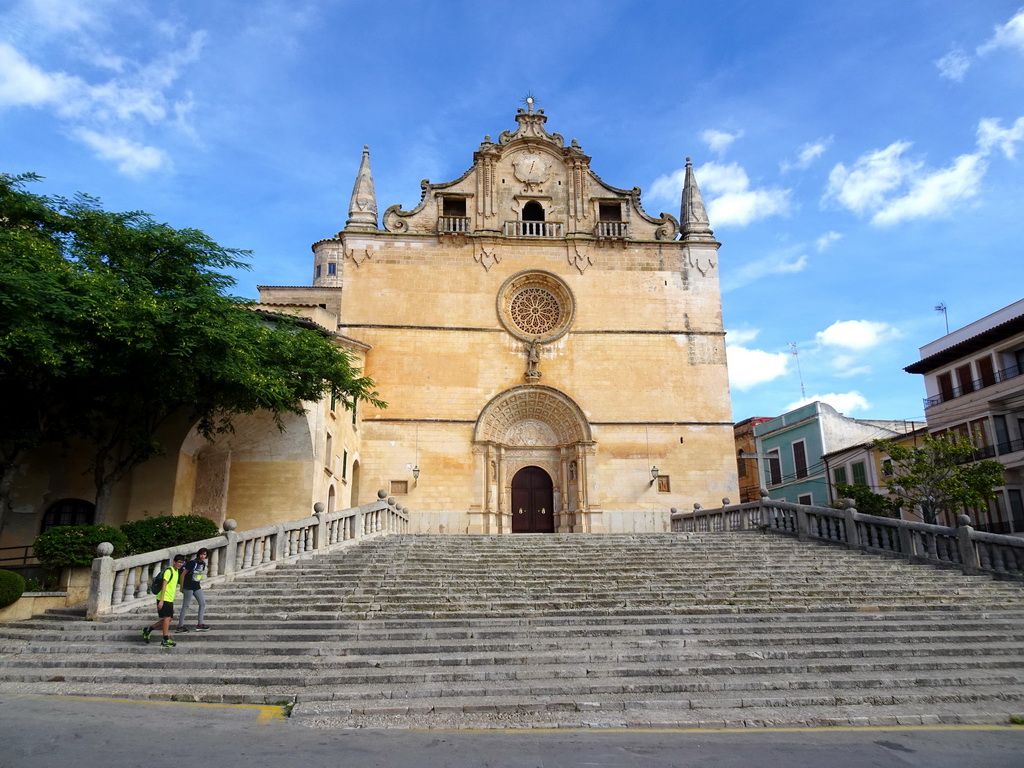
[734,417,771,502]
[905,297,1024,533]
[821,427,928,513]
[753,401,922,506]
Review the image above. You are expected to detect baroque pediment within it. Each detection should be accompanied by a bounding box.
[380,106,678,241]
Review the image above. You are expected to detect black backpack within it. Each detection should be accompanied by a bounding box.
[149,567,170,595]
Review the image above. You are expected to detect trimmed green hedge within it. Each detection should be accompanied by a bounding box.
[0,569,26,608]
[120,515,219,555]
[33,524,129,569]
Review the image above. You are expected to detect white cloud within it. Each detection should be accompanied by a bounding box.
[726,345,789,391]
[0,42,76,106]
[781,137,832,172]
[698,162,792,226]
[825,115,1024,225]
[726,328,761,345]
[74,129,168,176]
[815,231,842,252]
[977,8,1024,56]
[0,23,204,177]
[977,116,1024,159]
[786,392,870,415]
[701,128,743,154]
[871,153,985,226]
[936,49,971,81]
[825,141,919,215]
[721,250,808,293]
[647,167,685,205]
[816,319,900,351]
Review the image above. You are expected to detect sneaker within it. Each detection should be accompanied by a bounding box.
[160,638,176,648]
[175,625,190,633]
[195,624,211,632]
[142,627,152,644]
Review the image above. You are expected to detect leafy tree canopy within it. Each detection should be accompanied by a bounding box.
[875,434,1004,526]
[833,482,902,519]
[1,173,384,524]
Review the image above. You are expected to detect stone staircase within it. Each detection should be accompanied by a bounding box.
[2,532,1024,729]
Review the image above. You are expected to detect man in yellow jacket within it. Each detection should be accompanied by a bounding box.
[142,554,186,648]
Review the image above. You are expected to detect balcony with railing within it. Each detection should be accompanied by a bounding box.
[923,363,1021,408]
[504,220,564,238]
[595,220,629,238]
[437,216,470,234]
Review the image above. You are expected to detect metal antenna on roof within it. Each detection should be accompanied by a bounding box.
[789,342,806,400]
[935,302,949,335]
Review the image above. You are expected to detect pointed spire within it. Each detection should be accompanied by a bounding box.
[679,157,714,241]
[345,145,378,231]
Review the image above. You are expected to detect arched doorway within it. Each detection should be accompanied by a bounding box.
[511,466,554,533]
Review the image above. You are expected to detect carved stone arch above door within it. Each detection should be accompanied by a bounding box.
[474,385,591,445]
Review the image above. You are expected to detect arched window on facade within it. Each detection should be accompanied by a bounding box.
[522,201,545,222]
[40,498,96,533]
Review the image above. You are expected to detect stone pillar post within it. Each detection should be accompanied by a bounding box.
[313,502,327,551]
[956,514,980,575]
[842,500,861,550]
[221,519,238,579]
[86,542,115,619]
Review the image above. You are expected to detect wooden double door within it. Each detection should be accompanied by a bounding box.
[511,466,554,533]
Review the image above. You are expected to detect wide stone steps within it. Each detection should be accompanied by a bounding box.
[2,531,1023,728]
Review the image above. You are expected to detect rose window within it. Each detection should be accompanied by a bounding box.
[510,288,560,336]
[497,270,575,343]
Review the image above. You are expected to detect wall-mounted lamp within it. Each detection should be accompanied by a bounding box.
[412,465,420,480]
[649,465,659,485]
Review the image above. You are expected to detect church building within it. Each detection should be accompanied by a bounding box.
[0,104,738,550]
[258,102,738,534]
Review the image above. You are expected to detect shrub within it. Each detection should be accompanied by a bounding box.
[0,569,26,608]
[120,515,219,555]
[33,525,129,569]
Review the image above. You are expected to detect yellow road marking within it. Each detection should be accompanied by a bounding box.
[4,694,287,723]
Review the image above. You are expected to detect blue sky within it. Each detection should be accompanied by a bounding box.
[2,0,1023,424]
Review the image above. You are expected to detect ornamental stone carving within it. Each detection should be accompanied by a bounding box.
[497,270,575,343]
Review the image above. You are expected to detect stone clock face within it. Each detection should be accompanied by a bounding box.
[512,153,551,184]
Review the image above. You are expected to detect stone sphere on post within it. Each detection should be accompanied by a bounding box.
[957,514,973,527]
[842,498,856,510]
[313,502,325,514]
[223,519,237,532]
[95,542,114,557]
[693,503,702,511]
[377,489,387,500]
[722,497,731,506]
[387,497,396,506]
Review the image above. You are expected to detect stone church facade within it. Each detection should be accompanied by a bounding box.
[259,103,738,534]
[0,105,737,550]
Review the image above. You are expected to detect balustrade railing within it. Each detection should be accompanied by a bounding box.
[595,221,629,238]
[671,496,1024,580]
[437,215,470,233]
[86,491,409,618]
[503,220,564,238]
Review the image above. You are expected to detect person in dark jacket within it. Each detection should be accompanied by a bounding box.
[176,548,211,632]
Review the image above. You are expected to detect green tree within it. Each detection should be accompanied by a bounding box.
[833,482,902,519]
[0,173,384,527]
[875,434,1004,525]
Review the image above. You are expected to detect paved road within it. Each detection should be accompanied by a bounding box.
[2,695,1023,768]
